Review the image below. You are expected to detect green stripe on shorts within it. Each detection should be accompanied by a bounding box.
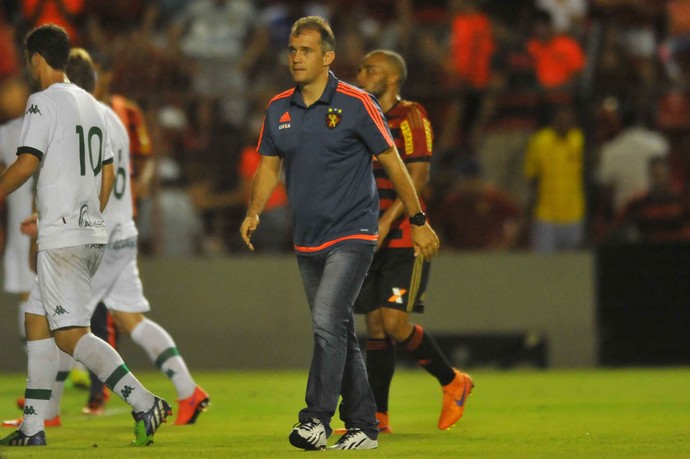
[104,364,130,389]
[56,371,70,382]
[155,347,180,369]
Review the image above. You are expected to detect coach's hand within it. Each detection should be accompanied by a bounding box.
[240,214,260,252]
[411,223,440,261]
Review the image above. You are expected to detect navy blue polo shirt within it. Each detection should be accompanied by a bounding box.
[258,72,394,255]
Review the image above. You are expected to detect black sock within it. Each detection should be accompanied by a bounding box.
[365,337,396,413]
[399,324,455,386]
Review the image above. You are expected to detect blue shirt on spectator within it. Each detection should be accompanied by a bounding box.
[258,72,394,255]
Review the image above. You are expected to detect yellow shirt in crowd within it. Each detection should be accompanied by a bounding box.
[524,127,585,224]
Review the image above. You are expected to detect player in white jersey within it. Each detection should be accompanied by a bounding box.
[0,116,67,431]
[0,24,170,447]
[0,117,34,343]
[67,47,209,425]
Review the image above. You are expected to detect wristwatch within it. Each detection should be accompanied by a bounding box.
[408,212,427,226]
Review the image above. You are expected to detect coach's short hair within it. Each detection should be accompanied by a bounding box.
[66,48,96,93]
[25,24,70,70]
[291,16,335,54]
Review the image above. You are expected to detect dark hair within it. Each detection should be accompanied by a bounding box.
[291,16,335,53]
[25,24,70,70]
[66,48,96,93]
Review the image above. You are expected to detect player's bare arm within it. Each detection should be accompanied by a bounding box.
[376,161,430,249]
[240,154,283,251]
[0,153,39,201]
[99,161,114,212]
[376,146,439,260]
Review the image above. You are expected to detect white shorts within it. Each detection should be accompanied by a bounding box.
[26,245,106,330]
[87,238,150,315]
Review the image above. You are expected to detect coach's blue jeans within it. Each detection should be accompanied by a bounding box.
[296,243,378,439]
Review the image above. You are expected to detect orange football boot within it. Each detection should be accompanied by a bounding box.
[2,415,61,428]
[175,386,210,425]
[334,411,392,435]
[438,369,473,430]
[375,412,392,434]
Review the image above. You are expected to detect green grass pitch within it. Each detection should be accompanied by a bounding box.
[0,368,689,458]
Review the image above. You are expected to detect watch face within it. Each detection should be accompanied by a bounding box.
[409,212,426,226]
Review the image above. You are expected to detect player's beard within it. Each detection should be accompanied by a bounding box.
[23,67,41,93]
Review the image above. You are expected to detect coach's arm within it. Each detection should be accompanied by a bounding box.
[240,154,283,251]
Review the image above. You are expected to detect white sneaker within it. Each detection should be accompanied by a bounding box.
[288,418,327,450]
[328,428,378,450]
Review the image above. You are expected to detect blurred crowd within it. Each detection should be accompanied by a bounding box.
[1,0,690,255]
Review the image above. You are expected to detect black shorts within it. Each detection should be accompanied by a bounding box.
[354,248,430,314]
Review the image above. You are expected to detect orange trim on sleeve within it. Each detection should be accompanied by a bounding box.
[337,83,394,147]
[294,234,378,253]
[257,89,295,151]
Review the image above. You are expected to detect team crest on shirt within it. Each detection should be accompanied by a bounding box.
[326,107,342,129]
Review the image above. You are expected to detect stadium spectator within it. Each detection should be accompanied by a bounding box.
[526,9,586,90]
[190,112,291,253]
[433,158,521,250]
[169,0,262,148]
[590,0,665,92]
[437,0,495,152]
[18,0,86,44]
[524,105,585,252]
[535,0,588,35]
[0,10,27,123]
[609,157,690,244]
[594,107,670,241]
[470,17,540,206]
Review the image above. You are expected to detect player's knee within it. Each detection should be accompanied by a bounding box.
[53,327,88,355]
[112,311,144,335]
[381,312,412,341]
[364,309,384,335]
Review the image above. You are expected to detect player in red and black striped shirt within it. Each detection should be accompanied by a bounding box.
[354,50,473,432]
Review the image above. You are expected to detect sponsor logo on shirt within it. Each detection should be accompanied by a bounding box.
[78,204,106,229]
[279,111,291,130]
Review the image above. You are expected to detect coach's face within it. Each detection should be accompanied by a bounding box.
[288,29,333,86]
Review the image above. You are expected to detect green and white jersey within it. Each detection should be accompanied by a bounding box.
[18,82,113,251]
[101,102,137,244]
